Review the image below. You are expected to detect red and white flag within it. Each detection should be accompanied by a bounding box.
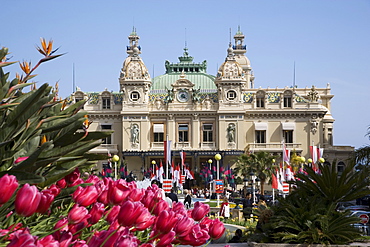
[282,143,290,164]
[158,160,164,183]
[164,141,172,168]
[179,151,186,168]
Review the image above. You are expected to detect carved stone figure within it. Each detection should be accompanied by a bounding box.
[192,87,201,103]
[164,87,174,103]
[307,85,319,102]
[227,123,236,143]
[131,124,140,144]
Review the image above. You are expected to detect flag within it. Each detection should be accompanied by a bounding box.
[164,140,172,173]
[276,169,284,191]
[158,160,164,183]
[272,173,278,189]
[283,143,290,164]
[179,151,186,168]
[285,165,295,181]
[184,165,194,180]
[310,145,320,172]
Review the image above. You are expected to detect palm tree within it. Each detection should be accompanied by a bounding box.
[0,44,111,187]
[234,151,277,195]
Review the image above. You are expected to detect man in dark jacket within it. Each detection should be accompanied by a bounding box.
[167,188,178,202]
[242,192,253,219]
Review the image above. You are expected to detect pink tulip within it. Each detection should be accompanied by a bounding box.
[7,231,36,247]
[47,184,61,197]
[114,229,140,247]
[191,201,210,221]
[178,224,209,246]
[155,231,175,247]
[69,221,88,240]
[36,191,55,214]
[59,231,73,247]
[127,188,145,202]
[108,179,132,205]
[14,156,29,164]
[199,217,213,230]
[140,189,156,209]
[85,175,100,184]
[97,189,109,205]
[88,230,121,247]
[68,178,84,187]
[140,244,154,247]
[152,199,170,216]
[15,184,41,217]
[72,185,99,207]
[71,240,88,247]
[117,201,142,227]
[106,205,121,224]
[154,210,178,234]
[68,204,89,224]
[174,215,194,237]
[208,218,225,239]
[88,202,105,225]
[36,235,59,247]
[56,178,67,189]
[64,168,80,184]
[172,202,187,216]
[0,174,18,205]
[134,207,155,231]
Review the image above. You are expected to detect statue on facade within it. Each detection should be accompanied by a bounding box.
[227,123,236,143]
[307,85,319,102]
[192,87,201,103]
[164,86,174,103]
[131,124,140,144]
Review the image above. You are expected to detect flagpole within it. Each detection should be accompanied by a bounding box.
[166,135,169,179]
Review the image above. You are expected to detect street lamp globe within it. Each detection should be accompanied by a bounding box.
[307,158,313,163]
[300,156,306,163]
[151,160,156,165]
[319,158,325,163]
[112,155,119,162]
[208,159,213,164]
[214,154,222,161]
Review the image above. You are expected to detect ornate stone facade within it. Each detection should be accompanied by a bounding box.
[71,27,354,180]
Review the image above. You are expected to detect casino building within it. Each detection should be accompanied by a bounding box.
[71,27,354,181]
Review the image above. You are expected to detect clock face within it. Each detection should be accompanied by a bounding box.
[177,90,189,102]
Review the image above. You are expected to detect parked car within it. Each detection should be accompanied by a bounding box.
[349,210,370,236]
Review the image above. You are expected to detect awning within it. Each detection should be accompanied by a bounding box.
[254,122,268,130]
[282,122,295,130]
[153,124,164,132]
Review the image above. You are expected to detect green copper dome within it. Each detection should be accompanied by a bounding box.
[151,48,216,90]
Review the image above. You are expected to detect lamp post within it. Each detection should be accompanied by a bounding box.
[151,160,156,180]
[249,171,256,204]
[112,155,120,180]
[214,153,222,208]
[208,159,213,196]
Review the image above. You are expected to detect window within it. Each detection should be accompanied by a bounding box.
[283,91,292,108]
[227,90,237,101]
[255,130,266,143]
[101,124,112,144]
[130,91,140,102]
[153,124,164,142]
[337,161,345,175]
[283,130,293,143]
[102,97,111,109]
[328,128,333,145]
[178,124,189,142]
[75,96,84,109]
[202,123,213,142]
[256,91,265,108]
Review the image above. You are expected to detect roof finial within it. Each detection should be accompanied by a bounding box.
[229,28,232,44]
[185,28,187,49]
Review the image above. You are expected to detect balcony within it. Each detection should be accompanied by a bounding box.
[249,143,302,152]
[90,144,118,154]
[175,142,190,149]
[201,142,216,150]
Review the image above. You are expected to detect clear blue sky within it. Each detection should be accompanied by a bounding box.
[2,0,370,149]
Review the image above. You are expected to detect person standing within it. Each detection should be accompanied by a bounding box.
[184,189,192,209]
[242,192,253,219]
[167,188,178,203]
[220,197,230,219]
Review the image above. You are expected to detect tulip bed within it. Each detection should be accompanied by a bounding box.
[0,169,227,246]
